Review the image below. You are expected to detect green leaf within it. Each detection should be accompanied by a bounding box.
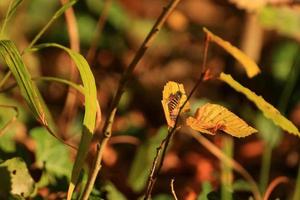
[0,40,55,130]
[153,194,173,200]
[29,43,98,199]
[198,181,213,200]
[0,157,35,199]
[255,113,281,147]
[30,127,72,179]
[232,179,251,192]
[258,6,300,39]
[103,182,126,200]
[0,0,23,38]
[128,126,168,192]
[220,73,300,137]
[271,41,299,81]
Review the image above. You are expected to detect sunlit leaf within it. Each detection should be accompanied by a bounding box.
[0,40,55,129]
[161,81,190,127]
[186,103,257,137]
[220,72,300,137]
[203,28,261,78]
[29,43,98,199]
[0,157,35,199]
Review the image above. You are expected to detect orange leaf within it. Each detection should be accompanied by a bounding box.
[186,103,257,137]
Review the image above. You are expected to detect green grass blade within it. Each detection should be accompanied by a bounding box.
[221,136,233,200]
[0,40,52,127]
[24,0,77,52]
[30,43,97,200]
[220,73,300,137]
[0,0,23,37]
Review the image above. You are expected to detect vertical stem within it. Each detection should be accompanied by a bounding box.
[59,0,80,136]
[221,136,233,200]
[0,70,12,89]
[143,31,210,200]
[80,1,182,199]
[259,144,272,193]
[259,47,300,194]
[187,131,262,200]
[292,163,300,200]
[86,0,112,64]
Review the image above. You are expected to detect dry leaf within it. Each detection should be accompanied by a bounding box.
[161,81,190,127]
[186,103,257,137]
[203,28,261,78]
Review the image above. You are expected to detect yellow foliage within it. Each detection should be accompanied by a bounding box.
[186,103,257,137]
[220,72,300,137]
[203,28,261,78]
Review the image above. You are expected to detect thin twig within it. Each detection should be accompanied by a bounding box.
[80,1,182,199]
[59,0,81,137]
[86,0,112,64]
[263,176,288,200]
[143,32,210,200]
[186,130,262,200]
[170,179,178,200]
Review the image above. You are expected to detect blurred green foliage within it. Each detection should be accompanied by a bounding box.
[30,127,72,181]
[0,157,36,199]
[128,126,168,192]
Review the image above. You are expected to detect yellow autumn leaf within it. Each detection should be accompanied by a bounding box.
[161,81,190,127]
[220,72,300,137]
[186,103,257,137]
[203,27,261,78]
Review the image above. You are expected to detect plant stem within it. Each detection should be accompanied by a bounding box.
[80,1,182,199]
[186,131,262,200]
[259,144,272,193]
[221,136,233,200]
[24,0,77,53]
[292,163,300,200]
[259,47,300,194]
[143,33,210,200]
[170,179,178,200]
[59,0,80,136]
[0,70,12,89]
[86,0,112,64]
[263,176,288,200]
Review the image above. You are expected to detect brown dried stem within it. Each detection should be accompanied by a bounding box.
[143,34,210,200]
[263,176,289,200]
[170,179,178,200]
[59,0,80,136]
[86,0,112,64]
[80,0,182,199]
